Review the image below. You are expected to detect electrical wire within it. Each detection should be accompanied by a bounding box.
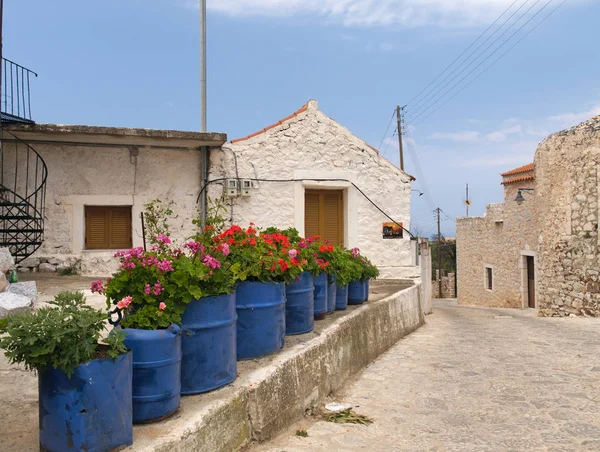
[404,128,436,211]
[411,0,568,126]
[411,0,541,115]
[197,177,415,238]
[377,110,397,151]
[408,0,563,125]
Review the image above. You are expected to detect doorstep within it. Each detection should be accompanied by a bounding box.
[127,280,423,452]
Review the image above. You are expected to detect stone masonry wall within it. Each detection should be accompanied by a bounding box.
[456,177,536,308]
[432,271,456,298]
[208,100,415,277]
[535,116,600,316]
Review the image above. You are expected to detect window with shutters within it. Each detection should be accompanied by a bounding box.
[304,190,344,245]
[85,206,132,250]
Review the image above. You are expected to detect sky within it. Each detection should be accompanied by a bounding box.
[4,0,599,238]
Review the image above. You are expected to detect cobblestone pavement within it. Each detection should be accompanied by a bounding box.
[253,300,600,452]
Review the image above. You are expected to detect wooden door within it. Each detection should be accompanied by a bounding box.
[304,190,344,245]
[527,256,535,308]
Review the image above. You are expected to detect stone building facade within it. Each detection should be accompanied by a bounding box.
[3,123,226,275]
[536,116,600,317]
[456,163,537,308]
[208,100,418,279]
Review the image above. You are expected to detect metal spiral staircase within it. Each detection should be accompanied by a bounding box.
[0,58,46,263]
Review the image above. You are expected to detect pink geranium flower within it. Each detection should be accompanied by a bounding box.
[157,259,174,272]
[159,302,166,311]
[157,234,172,245]
[288,249,298,259]
[116,296,133,310]
[203,254,221,269]
[90,280,104,294]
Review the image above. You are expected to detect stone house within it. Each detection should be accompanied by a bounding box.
[456,163,537,309]
[1,123,226,275]
[457,114,600,317]
[207,100,418,279]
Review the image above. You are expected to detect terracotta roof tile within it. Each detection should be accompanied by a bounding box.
[501,162,534,177]
[230,103,309,143]
[501,174,535,185]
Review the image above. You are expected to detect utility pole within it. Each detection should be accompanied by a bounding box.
[436,207,442,298]
[396,105,404,171]
[466,183,469,217]
[200,0,207,132]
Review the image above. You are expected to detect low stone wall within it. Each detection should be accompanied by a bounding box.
[433,272,456,298]
[127,282,424,452]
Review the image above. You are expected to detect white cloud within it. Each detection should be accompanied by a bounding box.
[549,105,600,128]
[485,124,522,142]
[204,0,531,28]
[429,130,479,142]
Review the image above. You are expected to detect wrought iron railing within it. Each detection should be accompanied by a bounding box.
[1,58,37,123]
[0,129,47,262]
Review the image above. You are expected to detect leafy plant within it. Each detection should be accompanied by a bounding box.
[295,430,309,437]
[144,199,175,244]
[194,197,229,235]
[58,265,77,276]
[0,291,127,378]
[329,247,363,286]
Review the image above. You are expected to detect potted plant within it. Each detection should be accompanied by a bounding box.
[311,239,335,319]
[329,247,362,310]
[214,224,305,359]
[0,291,131,452]
[359,254,380,302]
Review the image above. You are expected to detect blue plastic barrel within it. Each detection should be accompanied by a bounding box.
[327,275,337,314]
[285,271,315,335]
[181,292,237,394]
[313,273,328,319]
[236,281,286,359]
[39,351,133,452]
[365,279,370,301]
[123,326,181,423]
[336,285,348,310]
[348,280,365,305]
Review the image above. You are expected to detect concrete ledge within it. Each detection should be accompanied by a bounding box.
[128,282,424,452]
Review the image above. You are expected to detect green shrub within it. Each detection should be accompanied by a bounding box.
[0,291,127,378]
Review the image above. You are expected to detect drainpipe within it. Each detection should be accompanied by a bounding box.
[200,146,209,228]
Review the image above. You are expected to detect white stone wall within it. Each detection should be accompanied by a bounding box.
[208,100,414,277]
[456,178,537,309]
[3,126,224,276]
[535,116,600,316]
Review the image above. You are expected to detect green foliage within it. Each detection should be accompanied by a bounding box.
[0,291,126,378]
[295,430,309,437]
[193,197,229,236]
[58,265,77,276]
[330,247,363,286]
[144,199,175,244]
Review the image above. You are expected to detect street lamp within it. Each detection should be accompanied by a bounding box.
[515,187,534,205]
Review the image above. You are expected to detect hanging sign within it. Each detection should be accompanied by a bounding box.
[383,222,403,239]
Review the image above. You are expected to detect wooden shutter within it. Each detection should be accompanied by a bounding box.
[305,193,320,239]
[109,207,132,249]
[304,190,344,246]
[85,207,110,249]
[323,192,343,246]
[85,206,132,250]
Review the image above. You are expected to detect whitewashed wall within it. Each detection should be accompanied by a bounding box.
[208,100,415,277]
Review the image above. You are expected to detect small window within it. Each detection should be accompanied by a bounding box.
[85,206,132,250]
[486,267,493,291]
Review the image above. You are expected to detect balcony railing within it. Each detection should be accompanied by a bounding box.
[1,58,37,123]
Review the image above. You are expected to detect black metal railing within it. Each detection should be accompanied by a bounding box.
[1,58,37,123]
[0,129,47,262]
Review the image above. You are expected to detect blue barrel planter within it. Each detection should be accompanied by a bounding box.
[285,271,315,335]
[364,279,370,301]
[123,325,181,423]
[327,275,337,314]
[236,281,286,360]
[39,351,133,452]
[336,285,348,310]
[348,280,365,305]
[181,292,237,394]
[313,273,328,319]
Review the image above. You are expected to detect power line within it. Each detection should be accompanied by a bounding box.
[408,0,555,125]
[381,127,397,158]
[407,0,529,115]
[411,0,567,127]
[404,128,436,211]
[411,0,567,124]
[406,0,522,107]
[377,110,396,151]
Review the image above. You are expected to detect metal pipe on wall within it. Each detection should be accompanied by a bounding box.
[200,0,207,132]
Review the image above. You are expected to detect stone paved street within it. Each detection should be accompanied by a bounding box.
[253,300,600,451]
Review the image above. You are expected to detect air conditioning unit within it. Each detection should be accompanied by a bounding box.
[241,179,253,197]
[226,179,239,197]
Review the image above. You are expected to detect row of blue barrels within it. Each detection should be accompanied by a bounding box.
[348,279,370,305]
[115,277,371,425]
